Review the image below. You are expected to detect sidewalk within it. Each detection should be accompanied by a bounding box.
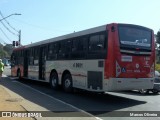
[0,84,33,120]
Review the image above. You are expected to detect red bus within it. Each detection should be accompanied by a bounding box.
[11,23,155,92]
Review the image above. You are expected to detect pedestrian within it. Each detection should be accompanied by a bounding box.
[0,59,4,81]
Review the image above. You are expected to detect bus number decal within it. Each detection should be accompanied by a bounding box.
[73,63,83,68]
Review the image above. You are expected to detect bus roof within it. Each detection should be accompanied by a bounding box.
[25,24,107,48]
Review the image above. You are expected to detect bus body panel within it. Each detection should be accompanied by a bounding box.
[113,24,155,79]
[115,55,154,78]
[103,78,154,91]
[104,23,154,91]
[11,65,24,77]
[46,60,104,90]
[28,65,39,80]
[11,66,18,76]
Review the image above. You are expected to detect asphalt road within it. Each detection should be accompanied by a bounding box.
[2,66,160,120]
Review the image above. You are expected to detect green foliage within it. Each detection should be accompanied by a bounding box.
[0,44,13,58]
[157,31,160,44]
[3,44,13,55]
[155,64,160,72]
[0,49,9,58]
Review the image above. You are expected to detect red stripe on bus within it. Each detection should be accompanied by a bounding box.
[58,73,87,78]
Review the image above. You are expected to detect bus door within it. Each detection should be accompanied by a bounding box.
[24,50,28,77]
[39,46,47,80]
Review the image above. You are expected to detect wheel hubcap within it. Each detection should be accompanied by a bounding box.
[65,79,71,88]
[52,78,57,86]
[140,89,147,93]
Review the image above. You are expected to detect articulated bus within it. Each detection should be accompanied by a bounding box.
[11,23,155,92]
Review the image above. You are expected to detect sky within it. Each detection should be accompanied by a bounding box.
[0,0,160,45]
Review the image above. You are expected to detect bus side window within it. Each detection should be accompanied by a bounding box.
[57,42,64,59]
[71,37,87,59]
[34,47,39,60]
[28,49,34,65]
[89,34,105,51]
[88,31,107,59]
[54,43,59,54]
[72,39,78,52]
[53,42,59,59]
[81,37,88,51]
[54,43,59,59]
[47,44,54,60]
[66,40,72,53]
[89,35,100,51]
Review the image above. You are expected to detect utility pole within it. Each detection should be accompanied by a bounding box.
[19,30,21,46]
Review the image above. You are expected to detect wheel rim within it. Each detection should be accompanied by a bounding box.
[51,77,57,87]
[140,89,148,94]
[65,79,71,88]
[152,90,158,93]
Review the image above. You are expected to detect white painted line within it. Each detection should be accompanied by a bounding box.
[8,76,19,79]
[13,81,103,120]
[12,80,18,82]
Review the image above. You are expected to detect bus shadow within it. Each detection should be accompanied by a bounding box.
[115,90,160,96]
[1,77,147,117]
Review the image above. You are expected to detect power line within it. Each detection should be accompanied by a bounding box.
[0,11,19,33]
[0,27,12,42]
[12,18,72,33]
[0,20,18,36]
[0,11,18,44]
[0,19,18,36]
[0,12,18,36]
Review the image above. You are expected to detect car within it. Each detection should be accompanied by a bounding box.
[139,71,160,94]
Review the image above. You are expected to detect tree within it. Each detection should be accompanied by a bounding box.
[157,31,160,44]
[0,43,3,50]
[0,43,13,58]
[3,44,13,55]
[0,49,9,58]
[156,30,160,62]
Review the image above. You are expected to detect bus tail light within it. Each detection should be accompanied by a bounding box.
[116,61,121,77]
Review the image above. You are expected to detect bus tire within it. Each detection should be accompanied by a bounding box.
[152,90,159,94]
[50,72,59,90]
[139,89,149,94]
[63,74,73,92]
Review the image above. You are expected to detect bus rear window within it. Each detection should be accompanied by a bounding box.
[118,26,152,49]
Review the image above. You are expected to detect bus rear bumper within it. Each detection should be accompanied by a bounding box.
[105,78,154,92]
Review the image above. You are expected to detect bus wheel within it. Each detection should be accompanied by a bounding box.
[139,89,149,94]
[50,72,59,90]
[63,74,73,92]
[152,90,159,94]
